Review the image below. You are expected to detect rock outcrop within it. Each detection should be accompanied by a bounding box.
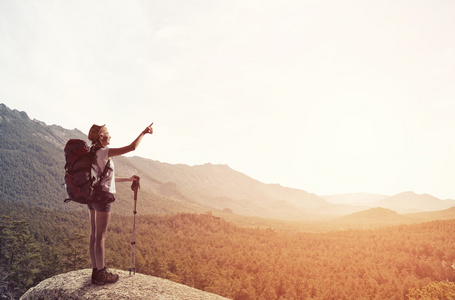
[20,269,230,300]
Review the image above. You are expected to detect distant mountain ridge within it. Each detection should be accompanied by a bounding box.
[325,206,455,230]
[122,156,343,219]
[374,191,455,213]
[1,103,454,222]
[0,103,339,220]
[322,191,455,214]
[321,193,389,205]
[331,207,413,226]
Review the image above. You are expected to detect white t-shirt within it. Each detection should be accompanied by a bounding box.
[92,147,116,193]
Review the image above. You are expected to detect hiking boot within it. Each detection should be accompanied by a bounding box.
[91,268,97,284]
[94,267,119,285]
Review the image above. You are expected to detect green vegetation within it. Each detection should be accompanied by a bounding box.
[3,104,455,299]
[407,281,455,300]
[0,215,58,298]
[0,104,219,217]
[2,202,455,299]
[0,106,68,209]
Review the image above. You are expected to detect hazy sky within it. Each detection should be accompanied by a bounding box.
[1,0,455,199]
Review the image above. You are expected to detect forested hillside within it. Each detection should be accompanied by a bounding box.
[0,103,207,215]
[110,214,455,299]
[2,103,454,222]
[0,103,349,220]
[123,156,344,219]
[4,103,455,299]
[0,104,73,209]
[2,203,455,299]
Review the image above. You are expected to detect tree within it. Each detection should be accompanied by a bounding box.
[0,216,43,298]
[407,281,455,300]
[61,233,89,271]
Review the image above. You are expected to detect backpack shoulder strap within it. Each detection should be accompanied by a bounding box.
[90,146,113,183]
[100,159,112,180]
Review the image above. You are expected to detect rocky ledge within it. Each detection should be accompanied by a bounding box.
[20,269,230,300]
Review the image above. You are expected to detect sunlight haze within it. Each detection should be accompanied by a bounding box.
[1,0,455,199]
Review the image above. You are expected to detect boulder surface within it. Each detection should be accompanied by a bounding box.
[20,269,230,300]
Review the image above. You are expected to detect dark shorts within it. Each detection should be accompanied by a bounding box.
[87,202,111,212]
[87,190,115,212]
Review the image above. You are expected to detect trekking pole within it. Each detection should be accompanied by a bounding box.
[129,178,140,275]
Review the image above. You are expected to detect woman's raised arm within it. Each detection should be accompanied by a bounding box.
[108,123,153,157]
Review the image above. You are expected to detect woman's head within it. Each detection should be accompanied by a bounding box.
[88,124,111,147]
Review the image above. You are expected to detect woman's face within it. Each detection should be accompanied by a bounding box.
[99,128,111,147]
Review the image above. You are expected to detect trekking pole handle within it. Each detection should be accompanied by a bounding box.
[131,178,140,201]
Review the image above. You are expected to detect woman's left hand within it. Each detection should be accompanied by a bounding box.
[130,175,141,181]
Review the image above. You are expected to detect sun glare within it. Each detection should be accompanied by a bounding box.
[301,95,401,193]
[335,113,379,157]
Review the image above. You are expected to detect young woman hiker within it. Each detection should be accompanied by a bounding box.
[87,123,153,285]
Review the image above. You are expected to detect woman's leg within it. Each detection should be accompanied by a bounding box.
[89,209,97,268]
[94,211,111,270]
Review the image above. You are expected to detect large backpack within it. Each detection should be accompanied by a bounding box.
[64,139,111,204]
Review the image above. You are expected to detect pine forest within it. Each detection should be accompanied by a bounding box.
[2,202,455,299]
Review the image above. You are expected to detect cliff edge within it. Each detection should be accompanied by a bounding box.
[20,269,230,300]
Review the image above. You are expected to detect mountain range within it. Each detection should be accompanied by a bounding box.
[1,103,455,225]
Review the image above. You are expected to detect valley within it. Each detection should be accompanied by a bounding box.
[2,103,455,299]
